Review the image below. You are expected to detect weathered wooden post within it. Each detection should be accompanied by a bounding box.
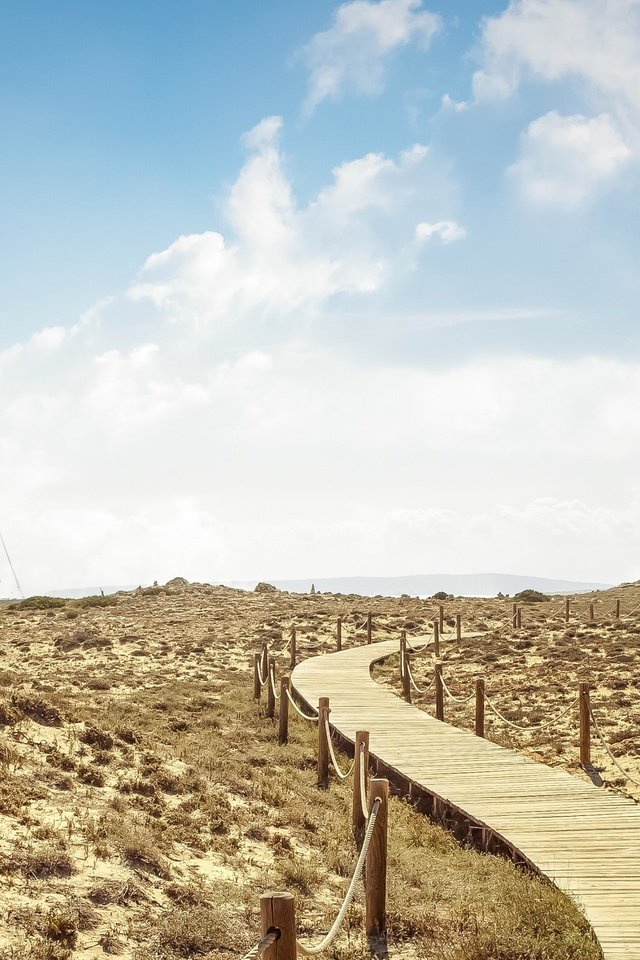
[456,614,461,641]
[266,657,276,719]
[318,697,330,788]
[366,778,389,938]
[475,678,485,738]
[615,599,621,619]
[516,606,522,629]
[352,730,369,839]
[337,616,342,651]
[512,603,517,628]
[439,604,444,634]
[579,682,591,767]
[565,597,571,623]
[253,653,262,700]
[589,602,595,622]
[260,891,297,960]
[400,634,411,703]
[289,628,297,670]
[279,675,290,745]
[435,662,444,721]
[367,612,372,644]
[433,620,440,657]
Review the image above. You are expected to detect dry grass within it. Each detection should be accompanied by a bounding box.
[0,582,621,957]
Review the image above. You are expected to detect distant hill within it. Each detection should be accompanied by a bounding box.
[2,572,612,602]
[227,573,612,598]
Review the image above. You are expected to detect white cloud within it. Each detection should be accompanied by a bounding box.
[128,120,447,328]
[415,219,466,243]
[473,0,640,199]
[473,0,640,111]
[301,0,441,114]
[441,93,469,113]
[509,111,632,204]
[2,331,640,592]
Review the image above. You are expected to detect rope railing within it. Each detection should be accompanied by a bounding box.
[269,664,280,700]
[405,635,431,654]
[295,798,381,957]
[440,673,474,705]
[405,657,435,696]
[285,687,319,722]
[484,694,578,733]
[239,930,280,960]
[324,716,356,780]
[359,745,369,822]
[588,702,640,788]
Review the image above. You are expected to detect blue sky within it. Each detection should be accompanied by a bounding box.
[1,0,640,593]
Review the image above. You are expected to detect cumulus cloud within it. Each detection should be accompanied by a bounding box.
[508,111,632,204]
[473,0,640,200]
[301,0,441,114]
[128,120,446,328]
[415,219,466,243]
[473,0,640,110]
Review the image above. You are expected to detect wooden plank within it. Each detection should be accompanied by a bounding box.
[292,637,640,960]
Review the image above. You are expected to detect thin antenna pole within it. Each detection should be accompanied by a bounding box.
[0,531,25,599]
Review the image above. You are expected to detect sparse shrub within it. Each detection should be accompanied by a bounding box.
[513,589,547,603]
[11,694,62,726]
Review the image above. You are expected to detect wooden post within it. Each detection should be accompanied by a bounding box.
[589,602,595,622]
[433,621,440,657]
[400,634,411,703]
[615,599,621,619]
[262,642,269,679]
[318,697,330,788]
[279,675,290,745]
[435,662,444,721]
[565,597,571,623]
[253,653,261,700]
[365,778,389,938]
[352,730,369,839]
[260,891,297,960]
[579,682,591,767]
[438,604,444,634]
[289,628,297,670]
[475,678,485,738]
[516,606,522,629]
[456,614,461,641]
[336,617,342,651]
[367,612,372,644]
[266,657,275,719]
[512,603,517,628]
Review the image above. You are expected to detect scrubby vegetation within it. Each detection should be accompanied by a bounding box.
[0,582,626,957]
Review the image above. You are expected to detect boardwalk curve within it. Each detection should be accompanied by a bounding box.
[292,639,640,960]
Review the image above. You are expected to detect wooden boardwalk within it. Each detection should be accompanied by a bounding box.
[292,639,640,959]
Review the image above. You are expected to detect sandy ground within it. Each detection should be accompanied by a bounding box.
[0,578,632,958]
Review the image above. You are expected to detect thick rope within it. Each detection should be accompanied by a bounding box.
[296,798,381,956]
[239,929,280,960]
[269,665,280,700]
[405,636,431,654]
[484,695,578,732]
[405,657,434,695]
[257,661,269,687]
[279,634,292,656]
[285,688,318,722]
[588,702,640,788]
[324,717,355,780]
[440,673,475,705]
[359,745,369,821]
